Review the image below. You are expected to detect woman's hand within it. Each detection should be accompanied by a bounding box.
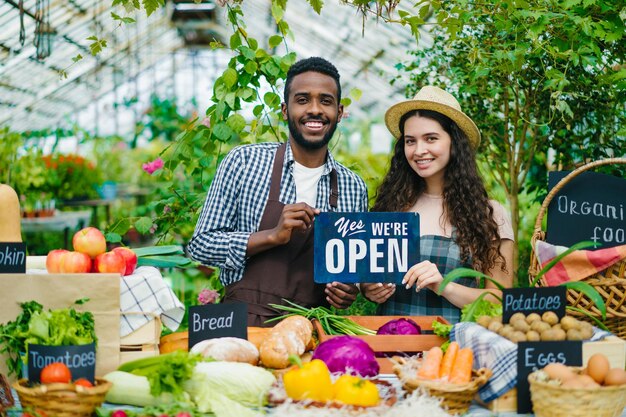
[402,260,444,293]
[361,283,396,304]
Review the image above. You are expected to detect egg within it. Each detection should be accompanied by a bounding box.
[543,363,575,382]
[604,368,626,386]
[578,374,600,388]
[561,376,588,389]
[587,353,610,384]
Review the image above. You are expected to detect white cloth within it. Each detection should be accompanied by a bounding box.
[119,266,185,337]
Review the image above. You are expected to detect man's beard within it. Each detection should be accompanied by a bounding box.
[288,116,338,150]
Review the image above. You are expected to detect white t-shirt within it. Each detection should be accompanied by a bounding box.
[293,161,325,207]
[409,193,515,240]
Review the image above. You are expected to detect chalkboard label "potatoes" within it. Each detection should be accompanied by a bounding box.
[314,212,419,284]
[502,287,566,323]
[547,170,626,248]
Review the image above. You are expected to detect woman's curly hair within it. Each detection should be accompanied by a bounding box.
[372,109,506,274]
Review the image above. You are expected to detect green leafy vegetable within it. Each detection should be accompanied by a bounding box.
[0,300,96,377]
[460,297,502,323]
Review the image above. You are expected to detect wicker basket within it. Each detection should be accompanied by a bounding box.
[393,357,492,415]
[13,378,112,417]
[528,370,626,417]
[528,158,626,338]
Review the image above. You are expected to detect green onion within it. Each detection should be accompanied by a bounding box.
[267,299,376,336]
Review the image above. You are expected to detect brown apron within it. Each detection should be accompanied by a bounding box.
[224,143,338,326]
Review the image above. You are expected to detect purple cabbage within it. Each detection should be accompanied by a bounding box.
[312,335,379,377]
[376,318,422,335]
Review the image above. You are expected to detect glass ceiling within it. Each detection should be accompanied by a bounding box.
[0,0,428,135]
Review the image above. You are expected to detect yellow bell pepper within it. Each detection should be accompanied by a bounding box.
[283,359,334,402]
[333,374,380,407]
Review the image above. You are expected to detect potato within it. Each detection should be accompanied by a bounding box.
[566,329,583,341]
[526,330,541,341]
[511,331,527,343]
[579,322,594,340]
[542,311,559,325]
[477,315,493,328]
[530,320,551,333]
[552,324,562,332]
[541,329,558,341]
[510,312,526,323]
[553,328,567,341]
[512,319,530,332]
[560,316,580,331]
[488,321,504,333]
[526,313,541,324]
[499,324,515,338]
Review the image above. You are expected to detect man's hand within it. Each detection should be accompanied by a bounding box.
[271,203,320,245]
[325,282,358,309]
[361,283,396,304]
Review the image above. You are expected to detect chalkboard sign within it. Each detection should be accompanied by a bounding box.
[0,242,26,273]
[517,341,582,413]
[547,170,626,248]
[314,212,419,284]
[27,343,96,384]
[502,287,566,323]
[188,302,247,350]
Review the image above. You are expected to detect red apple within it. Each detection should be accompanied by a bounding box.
[59,251,92,273]
[46,249,69,273]
[94,251,126,275]
[72,227,107,258]
[112,247,138,276]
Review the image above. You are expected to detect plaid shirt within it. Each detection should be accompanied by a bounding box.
[187,142,368,286]
[379,235,477,324]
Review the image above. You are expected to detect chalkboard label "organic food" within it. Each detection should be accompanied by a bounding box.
[0,242,26,273]
[314,212,419,284]
[502,287,566,323]
[547,170,626,248]
[28,343,96,383]
[188,302,247,350]
[517,341,582,413]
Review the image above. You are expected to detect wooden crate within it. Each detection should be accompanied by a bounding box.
[313,315,448,374]
[482,336,626,412]
[119,315,161,367]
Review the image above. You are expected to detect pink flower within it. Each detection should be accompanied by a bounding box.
[142,158,164,175]
[198,289,220,305]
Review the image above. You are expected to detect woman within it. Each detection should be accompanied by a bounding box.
[362,86,514,324]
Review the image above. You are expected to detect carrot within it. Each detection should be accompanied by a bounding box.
[439,341,459,380]
[449,347,473,384]
[418,346,443,380]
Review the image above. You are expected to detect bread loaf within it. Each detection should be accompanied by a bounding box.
[259,315,313,369]
[0,184,22,242]
[190,337,259,365]
[247,326,271,350]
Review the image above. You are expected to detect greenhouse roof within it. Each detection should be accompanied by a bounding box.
[0,0,427,134]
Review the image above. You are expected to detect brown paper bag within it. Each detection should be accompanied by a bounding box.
[0,273,120,381]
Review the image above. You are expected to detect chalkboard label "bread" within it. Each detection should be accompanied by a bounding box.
[547,170,626,248]
[188,303,247,350]
[502,287,566,323]
[0,242,26,273]
[517,341,582,413]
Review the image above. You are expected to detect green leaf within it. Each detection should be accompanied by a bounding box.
[213,123,234,141]
[222,68,238,88]
[460,291,502,322]
[530,241,597,287]
[271,2,285,22]
[105,232,122,243]
[306,0,323,14]
[87,36,108,55]
[72,54,83,63]
[137,255,195,268]
[566,306,609,331]
[227,114,246,133]
[142,0,164,16]
[229,32,242,49]
[349,88,362,101]
[133,245,184,257]
[340,98,352,107]
[269,35,283,48]
[562,281,606,320]
[263,92,281,108]
[134,216,153,234]
[244,60,258,74]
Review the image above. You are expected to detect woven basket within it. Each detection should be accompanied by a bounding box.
[13,378,112,417]
[393,357,492,415]
[528,158,626,338]
[528,370,626,417]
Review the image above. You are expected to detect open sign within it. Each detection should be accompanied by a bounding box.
[314,212,419,284]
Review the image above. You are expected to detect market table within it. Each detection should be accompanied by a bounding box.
[20,209,92,249]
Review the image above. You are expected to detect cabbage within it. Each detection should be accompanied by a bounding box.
[312,335,379,377]
[184,361,275,415]
[376,318,422,335]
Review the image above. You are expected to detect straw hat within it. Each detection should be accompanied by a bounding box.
[384,86,481,149]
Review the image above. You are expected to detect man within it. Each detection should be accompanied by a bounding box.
[188,57,368,326]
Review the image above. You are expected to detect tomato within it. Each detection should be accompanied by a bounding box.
[110,411,128,417]
[74,378,94,388]
[40,362,72,384]
[21,410,48,417]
